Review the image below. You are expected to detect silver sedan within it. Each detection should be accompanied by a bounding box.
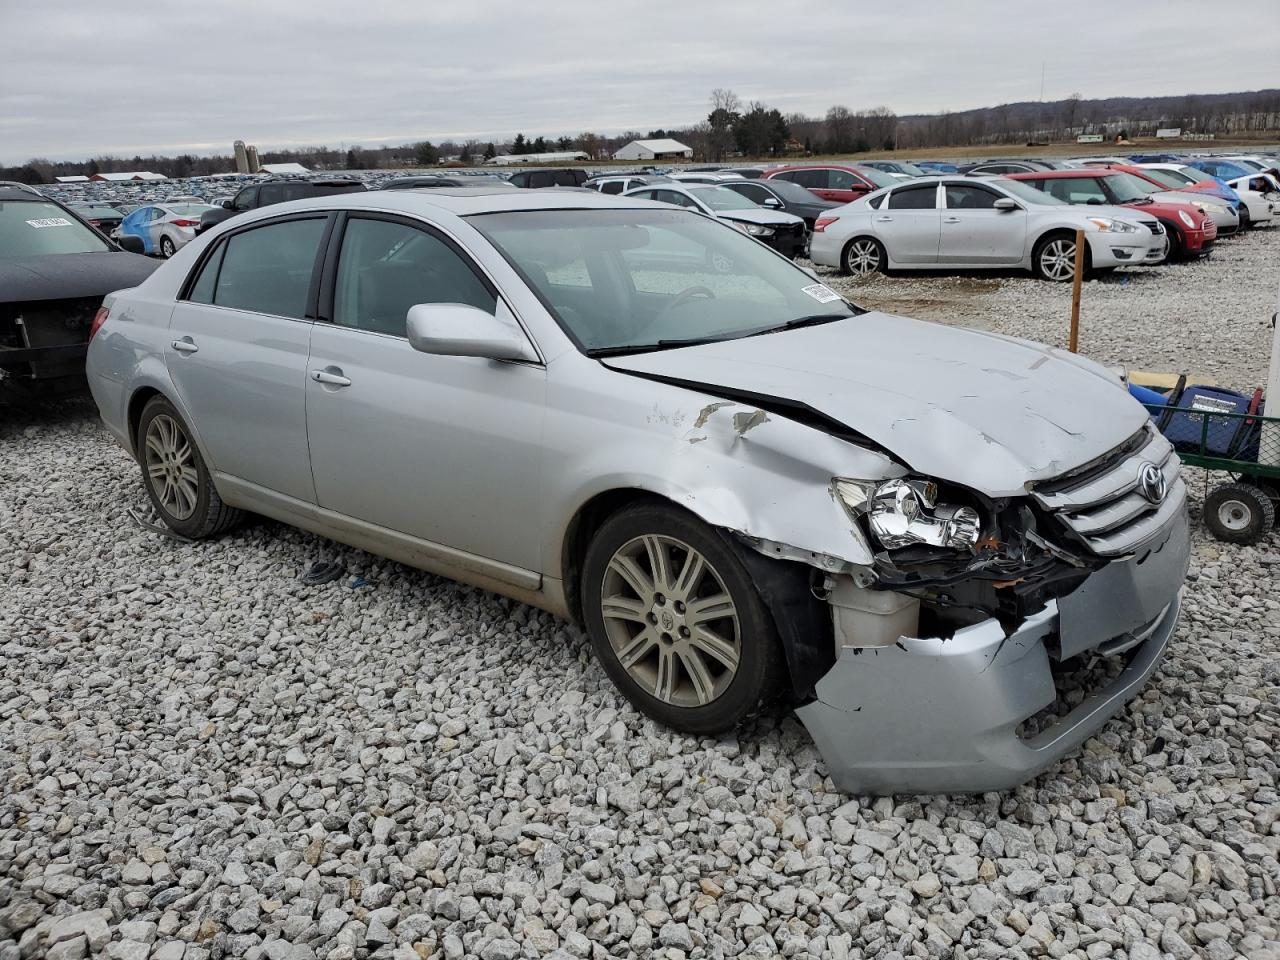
[87,188,1188,793]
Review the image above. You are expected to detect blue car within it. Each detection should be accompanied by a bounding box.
[916,161,959,174]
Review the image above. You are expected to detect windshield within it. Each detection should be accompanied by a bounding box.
[896,163,929,177]
[855,166,898,188]
[1140,168,1190,189]
[991,179,1062,206]
[1103,173,1157,202]
[470,208,857,355]
[1173,166,1211,184]
[73,203,121,214]
[688,186,760,211]
[0,200,111,259]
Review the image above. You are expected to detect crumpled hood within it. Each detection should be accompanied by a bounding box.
[719,208,804,227]
[0,252,158,303]
[605,312,1147,497]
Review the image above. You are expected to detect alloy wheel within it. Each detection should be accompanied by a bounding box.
[144,413,198,520]
[845,239,881,276]
[1040,239,1077,281]
[600,534,741,707]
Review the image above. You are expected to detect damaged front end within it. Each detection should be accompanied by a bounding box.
[785,426,1190,794]
[0,297,100,399]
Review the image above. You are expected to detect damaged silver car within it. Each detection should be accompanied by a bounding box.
[87,188,1189,793]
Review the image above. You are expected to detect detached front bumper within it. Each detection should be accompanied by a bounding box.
[1086,233,1151,268]
[798,504,1189,795]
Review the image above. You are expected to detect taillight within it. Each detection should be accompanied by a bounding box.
[88,219,102,226]
[90,307,109,340]
[171,219,199,227]
[814,216,839,233]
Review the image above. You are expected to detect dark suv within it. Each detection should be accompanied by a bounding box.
[198,178,366,233]
[505,168,591,189]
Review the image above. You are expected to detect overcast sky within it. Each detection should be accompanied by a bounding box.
[3,0,1275,163]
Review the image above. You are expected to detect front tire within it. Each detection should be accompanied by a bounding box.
[1032,231,1085,282]
[841,236,885,277]
[1238,206,1251,231]
[137,396,243,539]
[581,503,783,734]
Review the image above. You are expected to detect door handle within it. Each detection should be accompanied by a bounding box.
[311,368,351,387]
[171,338,198,354]
[875,216,893,222]
[944,217,961,223]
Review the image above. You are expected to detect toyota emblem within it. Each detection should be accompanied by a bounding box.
[1138,462,1167,504]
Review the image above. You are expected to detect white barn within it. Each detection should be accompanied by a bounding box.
[260,162,310,175]
[613,138,693,161]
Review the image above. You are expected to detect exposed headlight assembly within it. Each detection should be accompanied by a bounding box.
[1177,210,1196,228]
[1191,200,1226,215]
[735,221,775,237]
[834,478,982,552]
[1087,217,1139,233]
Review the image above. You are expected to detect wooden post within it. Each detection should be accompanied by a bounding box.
[1068,228,1085,353]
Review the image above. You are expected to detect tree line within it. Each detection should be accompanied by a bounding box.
[4,87,1277,183]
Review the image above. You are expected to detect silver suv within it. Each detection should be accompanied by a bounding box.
[87,188,1189,793]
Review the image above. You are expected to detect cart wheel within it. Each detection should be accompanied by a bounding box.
[1204,483,1275,544]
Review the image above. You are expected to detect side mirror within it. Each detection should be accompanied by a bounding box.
[117,235,145,254]
[993,197,1020,212]
[406,303,538,363]
[222,199,234,209]
[762,197,782,209]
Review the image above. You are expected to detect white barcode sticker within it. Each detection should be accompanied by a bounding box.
[26,217,73,229]
[800,282,841,303]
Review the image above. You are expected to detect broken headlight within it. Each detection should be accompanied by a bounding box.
[834,478,982,552]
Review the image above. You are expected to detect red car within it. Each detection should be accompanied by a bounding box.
[1008,170,1216,260]
[763,164,897,204]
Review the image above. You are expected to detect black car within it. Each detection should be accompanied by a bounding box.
[0,183,156,402]
[717,177,838,230]
[380,175,514,190]
[505,168,591,188]
[198,178,366,233]
[67,201,126,236]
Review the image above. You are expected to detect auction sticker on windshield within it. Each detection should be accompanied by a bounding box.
[26,218,74,229]
[801,282,842,304]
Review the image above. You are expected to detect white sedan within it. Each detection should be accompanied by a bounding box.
[809,177,1166,281]
[1224,173,1278,229]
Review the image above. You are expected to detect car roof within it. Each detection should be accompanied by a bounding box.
[1006,170,1110,179]
[224,186,668,221]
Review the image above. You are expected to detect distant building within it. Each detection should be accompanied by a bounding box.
[89,171,167,182]
[259,162,310,175]
[246,145,261,173]
[613,139,693,161]
[234,140,250,174]
[484,151,588,166]
[55,175,90,183]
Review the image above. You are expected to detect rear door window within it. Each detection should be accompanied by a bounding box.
[212,217,327,319]
[886,185,938,209]
[599,181,624,195]
[944,185,999,209]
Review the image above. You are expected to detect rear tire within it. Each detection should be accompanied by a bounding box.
[1203,482,1273,544]
[159,236,176,258]
[136,395,243,539]
[841,236,885,277]
[581,503,784,734]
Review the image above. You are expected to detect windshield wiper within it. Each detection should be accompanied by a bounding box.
[1125,197,1154,205]
[585,335,735,358]
[745,313,850,338]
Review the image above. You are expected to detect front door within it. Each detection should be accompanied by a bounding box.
[940,183,1028,264]
[874,183,942,264]
[165,214,330,502]
[304,213,547,573]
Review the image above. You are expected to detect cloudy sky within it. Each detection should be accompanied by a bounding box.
[3,0,1274,163]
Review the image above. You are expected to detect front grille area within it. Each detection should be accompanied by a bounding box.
[1031,425,1185,556]
[1144,220,1165,235]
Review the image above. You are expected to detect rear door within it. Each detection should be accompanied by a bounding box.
[165,214,330,502]
[826,169,870,203]
[940,183,1027,264]
[874,183,941,263]
[304,213,546,572]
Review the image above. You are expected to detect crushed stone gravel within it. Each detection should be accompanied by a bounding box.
[2,229,1278,960]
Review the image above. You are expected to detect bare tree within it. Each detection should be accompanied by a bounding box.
[825,105,854,153]
[707,89,742,162]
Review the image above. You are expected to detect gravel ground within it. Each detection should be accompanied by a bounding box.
[2,230,1279,960]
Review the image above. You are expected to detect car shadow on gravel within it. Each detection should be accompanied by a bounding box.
[0,396,98,437]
